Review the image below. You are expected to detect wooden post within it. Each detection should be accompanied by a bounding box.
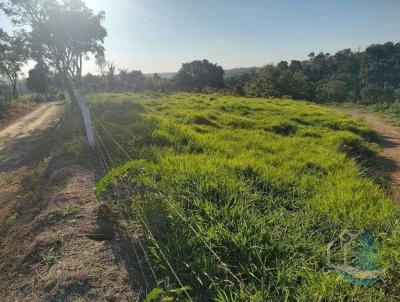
[74,89,95,147]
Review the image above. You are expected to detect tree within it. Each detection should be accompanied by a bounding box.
[289,60,303,73]
[333,49,361,75]
[95,53,107,91]
[1,0,53,26]
[244,65,313,99]
[360,42,400,88]
[244,65,281,97]
[106,62,115,91]
[360,83,395,104]
[35,2,106,91]
[173,59,224,91]
[3,0,107,95]
[0,29,26,98]
[118,68,129,92]
[360,84,384,104]
[82,72,101,94]
[277,60,289,70]
[127,70,145,91]
[395,87,400,101]
[26,63,49,96]
[225,72,255,96]
[316,80,349,103]
[2,0,107,147]
[303,52,333,82]
[141,74,163,92]
[290,71,314,100]
[0,79,12,103]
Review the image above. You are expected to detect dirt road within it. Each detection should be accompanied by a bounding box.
[0,104,141,301]
[0,102,63,171]
[339,107,400,200]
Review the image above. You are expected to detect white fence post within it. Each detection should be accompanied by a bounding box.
[74,89,95,147]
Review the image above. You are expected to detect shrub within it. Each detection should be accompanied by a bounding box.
[316,80,349,103]
[360,84,395,104]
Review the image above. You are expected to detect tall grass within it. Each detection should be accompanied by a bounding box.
[89,93,400,301]
[372,101,400,126]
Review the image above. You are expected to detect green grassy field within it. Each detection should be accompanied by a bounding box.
[87,93,400,301]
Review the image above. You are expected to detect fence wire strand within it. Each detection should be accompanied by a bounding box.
[93,115,248,298]
[92,122,193,300]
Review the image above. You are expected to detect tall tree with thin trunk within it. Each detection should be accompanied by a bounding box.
[2,0,107,95]
[2,0,107,147]
[0,29,26,98]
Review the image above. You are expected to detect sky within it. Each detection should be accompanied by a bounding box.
[1,0,400,74]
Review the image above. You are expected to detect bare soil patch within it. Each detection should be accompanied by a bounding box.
[0,101,37,129]
[0,104,143,301]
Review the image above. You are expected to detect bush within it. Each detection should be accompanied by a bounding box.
[244,65,314,100]
[360,84,395,104]
[0,81,12,103]
[395,88,400,101]
[316,80,349,103]
[56,91,66,100]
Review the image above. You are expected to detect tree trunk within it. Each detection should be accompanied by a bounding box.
[11,81,18,99]
[18,78,23,96]
[60,72,76,103]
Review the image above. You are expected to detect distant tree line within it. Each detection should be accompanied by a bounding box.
[227,43,400,104]
[81,59,167,94]
[79,59,223,95]
[85,43,398,105]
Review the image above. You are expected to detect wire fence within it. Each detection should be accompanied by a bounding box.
[92,121,193,301]
[92,115,247,299]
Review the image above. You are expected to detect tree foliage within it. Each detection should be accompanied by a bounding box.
[244,42,400,103]
[173,59,224,91]
[0,28,27,98]
[225,69,257,96]
[2,0,107,94]
[26,63,49,95]
[244,63,313,100]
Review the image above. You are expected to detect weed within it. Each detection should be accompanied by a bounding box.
[21,156,52,204]
[63,136,88,158]
[57,207,80,217]
[4,215,17,227]
[373,101,400,126]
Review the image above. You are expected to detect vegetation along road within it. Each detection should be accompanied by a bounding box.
[339,108,400,200]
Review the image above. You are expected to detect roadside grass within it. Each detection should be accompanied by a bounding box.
[89,93,400,301]
[330,101,400,128]
[20,156,53,205]
[372,101,400,127]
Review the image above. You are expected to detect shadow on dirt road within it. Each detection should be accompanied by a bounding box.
[0,102,64,172]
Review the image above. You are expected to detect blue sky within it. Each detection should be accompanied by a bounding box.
[1,0,400,74]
